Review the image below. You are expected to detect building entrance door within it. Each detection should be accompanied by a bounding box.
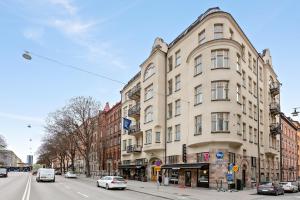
[185,171,191,187]
[242,169,246,188]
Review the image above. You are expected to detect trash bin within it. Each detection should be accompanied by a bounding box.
[236,179,242,190]
[164,177,169,186]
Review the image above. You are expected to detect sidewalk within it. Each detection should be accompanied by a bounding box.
[77,174,258,200]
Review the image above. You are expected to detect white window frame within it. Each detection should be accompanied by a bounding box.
[144,84,153,101]
[211,81,229,100]
[195,115,202,135]
[237,114,241,135]
[198,29,205,44]
[155,132,160,143]
[175,99,181,116]
[194,85,203,105]
[144,106,153,123]
[145,130,152,144]
[194,55,203,75]
[214,24,223,39]
[211,112,229,132]
[236,53,241,73]
[175,124,181,141]
[175,50,181,66]
[237,84,241,103]
[167,127,172,142]
[211,49,229,69]
[167,103,172,119]
[175,74,181,91]
[144,63,155,81]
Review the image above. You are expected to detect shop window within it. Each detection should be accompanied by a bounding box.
[197,152,210,162]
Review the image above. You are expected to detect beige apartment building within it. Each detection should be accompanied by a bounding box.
[120,7,281,189]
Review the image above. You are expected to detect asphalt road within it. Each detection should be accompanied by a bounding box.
[0,172,166,200]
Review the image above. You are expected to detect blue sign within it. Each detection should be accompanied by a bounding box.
[228,163,234,171]
[123,118,132,130]
[227,173,233,181]
[216,151,224,159]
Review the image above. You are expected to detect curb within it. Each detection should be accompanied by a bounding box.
[126,188,174,200]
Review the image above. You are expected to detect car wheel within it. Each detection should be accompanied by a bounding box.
[106,184,109,190]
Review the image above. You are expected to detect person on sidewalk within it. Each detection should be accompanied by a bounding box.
[158,175,162,186]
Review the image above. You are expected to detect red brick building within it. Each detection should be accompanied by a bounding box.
[95,102,121,175]
[281,113,298,181]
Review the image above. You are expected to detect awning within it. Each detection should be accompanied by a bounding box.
[119,165,146,169]
[161,163,209,170]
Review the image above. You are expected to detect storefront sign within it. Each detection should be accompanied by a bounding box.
[154,166,161,171]
[216,151,224,159]
[203,152,210,161]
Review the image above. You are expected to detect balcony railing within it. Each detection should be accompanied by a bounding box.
[269,102,280,115]
[126,145,142,153]
[128,104,140,118]
[128,124,142,136]
[128,84,141,100]
[270,123,281,135]
[270,82,280,96]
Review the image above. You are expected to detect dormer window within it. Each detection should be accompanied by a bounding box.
[214,24,223,39]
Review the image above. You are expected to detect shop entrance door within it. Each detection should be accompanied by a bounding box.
[185,171,191,187]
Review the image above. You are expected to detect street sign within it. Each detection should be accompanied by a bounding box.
[216,151,224,159]
[227,173,233,181]
[155,160,161,166]
[182,144,187,163]
[233,165,239,172]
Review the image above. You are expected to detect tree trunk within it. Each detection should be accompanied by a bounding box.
[85,156,91,177]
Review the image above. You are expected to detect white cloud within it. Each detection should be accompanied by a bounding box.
[23,27,44,44]
[48,0,77,15]
[50,18,94,36]
[0,112,44,124]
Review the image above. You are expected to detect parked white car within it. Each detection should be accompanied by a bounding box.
[96,176,127,190]
[64,171,77,178]
[36,168,55,182]
[280,182,299,192]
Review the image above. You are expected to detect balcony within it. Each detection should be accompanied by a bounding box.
[269,102,280,115]
[128,84,141,101]
[126,145,142,153]
[128,124,142,136]
[270,123,281,136]
[128,104,140,119]
[270,82,280,96]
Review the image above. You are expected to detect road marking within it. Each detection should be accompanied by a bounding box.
[21,174,31,200]
[77,192,89,198]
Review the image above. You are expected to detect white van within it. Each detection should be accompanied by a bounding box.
[36,168,55,182]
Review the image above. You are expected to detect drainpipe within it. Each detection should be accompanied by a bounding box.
[164,55,168,166]
[256,56,261,185]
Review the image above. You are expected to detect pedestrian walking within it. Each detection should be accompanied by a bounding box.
[158,175,162,186]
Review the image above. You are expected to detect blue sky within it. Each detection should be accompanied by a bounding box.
[0,0,299,163]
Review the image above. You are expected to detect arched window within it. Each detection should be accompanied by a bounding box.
[144,106,153,123]
[144,63,155,80]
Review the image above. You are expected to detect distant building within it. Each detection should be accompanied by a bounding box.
[27,155,33,165]
[280,114,298,181]
[292,120,300,179]
[0,149,22,167]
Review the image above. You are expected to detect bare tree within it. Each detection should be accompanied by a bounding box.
[64,96,100,177]
[0,134,7,149]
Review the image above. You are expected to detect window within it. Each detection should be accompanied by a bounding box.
[175,99,181,116]
[236,53,241,73]
[251,157,257,167]
[168,56,173,72]
[242,96,246,114]
[175,50,181,66]
[248,76,252,93]
[198,30,205,44]
[195,115,202,135]
[144,63,155,80]
[211,81,229,100]
[167,103,172,119]
[242,70,246,87]
[260,132,263,147]
[253,81,257,97]
[175,124,181,141]
[123,106,128,117]
[211,112,229,132]
[122,140,127,151]
[260,109,263,123]
[259,66,263,81]
[237,84,241,103]
[254,128,258,144]
[167,127,172,142]
[175,74,181,91]
[145,130,152,144]
[259,88,263,102]
[253,58,257,74]
[155,132,160,143]
[194,55,202,75]
[168,79,173,95]
[248,53,252,70]
[144,84,153,101]
[249,126,253,143]
[248,101,252,118]
[253,105,257,121]
[128,138,132,146]
[229,152,235,164]
[167,155,178,164]
[194,85,203,105]
[144,106,153,123]
[242,123,247,140]
[214,24,223,39]
[229,28,234,39]
[237,114,241,135]
[197,152,210,162]
[211,50,229,69]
